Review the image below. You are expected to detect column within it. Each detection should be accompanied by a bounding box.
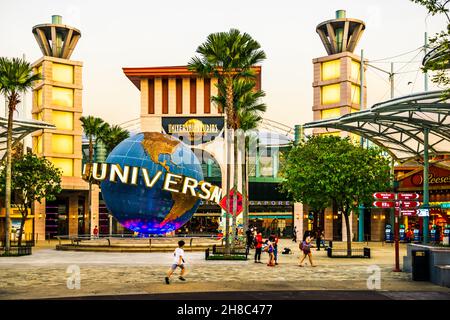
[272,148,279,178]
[294,203,304,241]
[423,127,429,243]
[358,205,364,241]
[68,195,78,237]
[33,199,46,242]
[90,185,100,236]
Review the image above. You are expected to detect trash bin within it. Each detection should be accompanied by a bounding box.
[411,250,430,281]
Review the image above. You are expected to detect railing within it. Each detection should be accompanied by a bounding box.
[327,247,370,258]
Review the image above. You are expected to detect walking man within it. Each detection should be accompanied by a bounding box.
[165,240,187,284]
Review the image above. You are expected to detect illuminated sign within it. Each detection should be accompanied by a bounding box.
[85,163,223,203]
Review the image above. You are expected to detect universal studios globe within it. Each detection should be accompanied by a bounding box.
[100,132,204,235]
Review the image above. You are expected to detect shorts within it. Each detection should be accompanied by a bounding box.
[302,249,311,255]
[171,264,185,270]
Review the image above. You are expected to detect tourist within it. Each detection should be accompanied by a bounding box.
[299,232,316,267]
[265,237,276,267]
[271,233,279,265]
[316,229,322,251]
[293,225,297,243]
[254,231,263,263]
[165,240,187,284]
[93,225,99,239]
[246,227,254,254]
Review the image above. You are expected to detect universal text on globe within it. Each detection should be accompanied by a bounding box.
[85,163,223,203]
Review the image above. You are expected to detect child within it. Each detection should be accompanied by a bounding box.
[265,237,276,267]
[165,240,187,284]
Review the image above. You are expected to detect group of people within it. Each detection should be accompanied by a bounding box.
[246,226,280,266]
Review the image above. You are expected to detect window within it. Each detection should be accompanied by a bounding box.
[52,134,74,154]
[52,110,73,130]
[52,87,74,107]
[51,158,73,176]
[351,85,361,105]
[351,60,361,82]
[321,108,341,119]
[321,84,340,105]
[322,59,340,80]
[53,63,74,83]
[37,89,43,107]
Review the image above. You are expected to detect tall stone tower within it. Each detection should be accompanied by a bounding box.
[31,15,98,240]
[312,10,367,138]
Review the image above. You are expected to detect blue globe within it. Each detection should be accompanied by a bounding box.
[100,132,204,235]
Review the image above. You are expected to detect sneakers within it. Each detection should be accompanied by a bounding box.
[165,277,170,284]
[179,276,186,281]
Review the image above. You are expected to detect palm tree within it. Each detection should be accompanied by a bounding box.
[213,79,266,233]
[101,125,130,155]
[188,29,266,252]
[0,57,40,253]
[80,116,107,234]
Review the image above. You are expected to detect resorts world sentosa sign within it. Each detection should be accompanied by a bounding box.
[85,163,223,203]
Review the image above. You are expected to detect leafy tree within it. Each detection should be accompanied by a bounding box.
[280,135,391,255]
[100,124,130,155]
[411,0,450,96]
[0,153,62,246]
[0,57,40,252]
[188,29,266,251]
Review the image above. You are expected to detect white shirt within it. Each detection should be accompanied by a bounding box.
[173,247,184,265]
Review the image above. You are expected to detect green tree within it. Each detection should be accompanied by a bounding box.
[0,153,62,246]
[188,29,266,252]
[80,116,107,233]
[280,135,391,255]
[213,79,266,232]
[0,57,40,253]
[101,124,130,155]
[411,0,450,96]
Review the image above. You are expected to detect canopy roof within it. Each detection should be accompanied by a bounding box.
[304,90,450,162]
[0,117,55,158]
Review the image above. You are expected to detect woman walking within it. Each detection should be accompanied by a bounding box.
[299,232,316,267]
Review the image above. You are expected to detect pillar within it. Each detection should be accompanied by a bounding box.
[33,199,46,242]
[68,195,78,236]
[294,203,304,241]
[272,148,279,178]
[90,185,100,235]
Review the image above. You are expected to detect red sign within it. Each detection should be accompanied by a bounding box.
[219,189,243,216]
[401,201,420,208]
[398,193,419,200]
[373,192,395,200]
[401,209,418,216]
[373,201,395,208]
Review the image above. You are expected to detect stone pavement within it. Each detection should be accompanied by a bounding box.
[0,240,448,299]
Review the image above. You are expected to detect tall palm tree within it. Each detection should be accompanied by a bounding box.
[213,79,266,234]
[188,29,266,252]
[0,57,40,253]
[101,125,130,155]
[80,116,107,234]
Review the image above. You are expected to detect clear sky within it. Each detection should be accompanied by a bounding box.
[1,0,448,130]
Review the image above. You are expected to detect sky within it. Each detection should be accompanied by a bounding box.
[1,0,448,130]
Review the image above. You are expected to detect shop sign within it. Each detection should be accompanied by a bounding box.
[401,201,420,208]
[441,202,450,209]
[401,209,418,216]
[219,189,243,216]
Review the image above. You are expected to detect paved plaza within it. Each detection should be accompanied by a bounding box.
[0,240,449,299]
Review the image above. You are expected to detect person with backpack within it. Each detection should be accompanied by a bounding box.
[299,232,316,267]
[265,237,276,267]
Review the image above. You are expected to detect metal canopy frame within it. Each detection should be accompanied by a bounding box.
[304,90,450,162]
[0,117,55,159]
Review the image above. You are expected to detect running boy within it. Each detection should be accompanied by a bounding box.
[165,240,187,284]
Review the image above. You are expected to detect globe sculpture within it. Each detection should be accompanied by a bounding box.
[100,132,204,235]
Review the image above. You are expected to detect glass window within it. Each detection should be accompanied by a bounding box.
[351,85,361,105]
[321,84,340,105]
[351,60,361,82]
[52,110,73,130]
[51,158,73,177]
[52,87,74,107]
[321,107,341,119]
[53,63,73,83]
[37,88,43,107]
[52,134,74,154]
[322,59,340,80]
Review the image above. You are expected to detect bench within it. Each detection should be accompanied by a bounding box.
[205,245,248,260]
[327,247,370,258]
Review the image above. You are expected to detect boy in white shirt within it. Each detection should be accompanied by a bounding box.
[165,240,187,284]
